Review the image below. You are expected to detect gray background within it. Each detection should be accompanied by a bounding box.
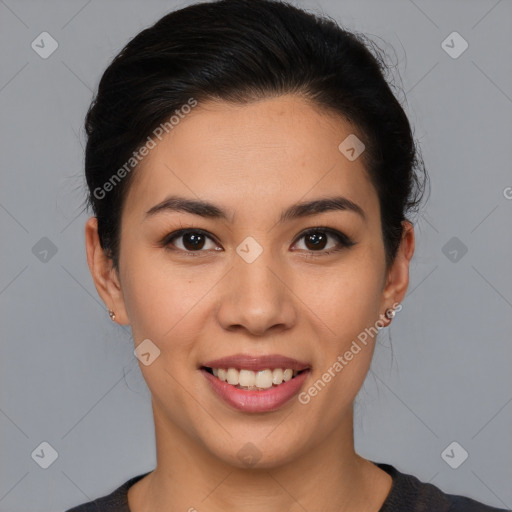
[1,0,511,510]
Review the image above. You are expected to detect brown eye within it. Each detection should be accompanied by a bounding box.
[181,232,206,250]
[303,231,328,250]
[294,228,355,254]
[163,229,220,253]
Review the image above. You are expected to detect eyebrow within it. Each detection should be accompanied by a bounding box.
[145,195,366,223]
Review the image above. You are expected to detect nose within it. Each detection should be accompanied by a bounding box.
[215,248,297,337]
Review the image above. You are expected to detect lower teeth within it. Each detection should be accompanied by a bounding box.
[234,384,278,391]
[233,376,300,391]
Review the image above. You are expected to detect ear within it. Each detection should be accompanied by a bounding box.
[85,217,130,325]
[379,220,415,320]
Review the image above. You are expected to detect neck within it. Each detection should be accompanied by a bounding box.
[128,401,392,512]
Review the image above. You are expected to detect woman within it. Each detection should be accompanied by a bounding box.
[68,0,509,510]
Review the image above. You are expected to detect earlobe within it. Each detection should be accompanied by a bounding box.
[84,217,130,325]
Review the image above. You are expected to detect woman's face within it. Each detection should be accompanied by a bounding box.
[87,94,413,468]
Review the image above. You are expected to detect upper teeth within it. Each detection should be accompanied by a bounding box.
[212,368,297,389]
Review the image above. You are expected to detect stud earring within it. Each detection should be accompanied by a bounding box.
[108,309,116,321]
[385,308,396,320]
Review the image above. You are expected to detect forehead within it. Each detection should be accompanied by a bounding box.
[123,94,379,224]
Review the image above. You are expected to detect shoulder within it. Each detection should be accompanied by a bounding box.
[374,462,510,512]
[64,472,151,512]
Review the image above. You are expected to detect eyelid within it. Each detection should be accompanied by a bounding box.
[161,226,355,255]
[161,228,220,251]
[293,227,356,250]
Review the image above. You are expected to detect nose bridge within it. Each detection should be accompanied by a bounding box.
[237,249,279,299]
[216,239,296,335]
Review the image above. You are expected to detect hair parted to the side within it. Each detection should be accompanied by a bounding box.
[82,0,428,272]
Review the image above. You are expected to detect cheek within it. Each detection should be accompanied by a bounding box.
[295,268,383,424]
[302,256,384,333]
[120,246,208,342]
[298,250,385,393]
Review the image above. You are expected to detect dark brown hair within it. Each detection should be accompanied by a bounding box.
[83,0,428,271]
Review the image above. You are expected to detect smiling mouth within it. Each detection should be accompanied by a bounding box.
[201,366,309,391]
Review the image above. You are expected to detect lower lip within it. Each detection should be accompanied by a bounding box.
[201,368,310,413]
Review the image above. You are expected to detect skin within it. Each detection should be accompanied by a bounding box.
[85,94,415,512]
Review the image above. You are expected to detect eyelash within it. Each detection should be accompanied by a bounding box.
[160,227,356,257]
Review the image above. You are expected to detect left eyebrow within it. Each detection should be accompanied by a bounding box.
[144,195,366,223]
[277,196,366,224]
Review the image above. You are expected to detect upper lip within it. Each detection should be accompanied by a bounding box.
[202,354,311,372]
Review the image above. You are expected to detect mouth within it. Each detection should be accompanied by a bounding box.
[199,354,311,412]
[201,366,310,391]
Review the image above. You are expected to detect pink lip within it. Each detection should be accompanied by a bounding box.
[202,353,310,372]
[201,367,310,413]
